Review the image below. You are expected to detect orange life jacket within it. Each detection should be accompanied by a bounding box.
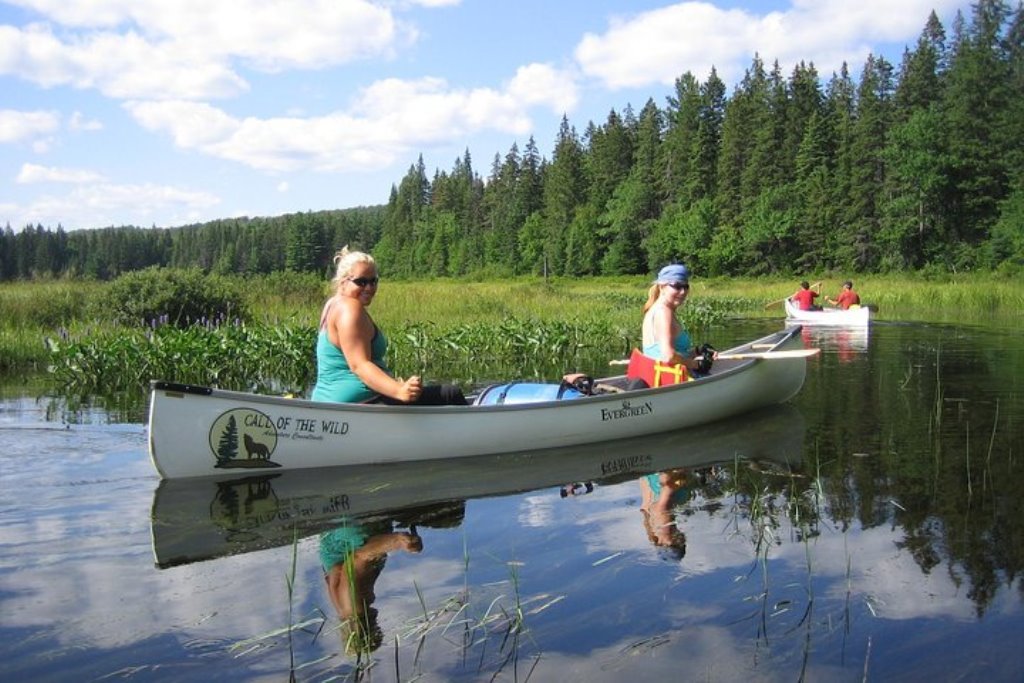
[625,348,690,387]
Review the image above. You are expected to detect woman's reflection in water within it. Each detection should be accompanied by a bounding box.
[321,520,422,654]
[639,468,689,559]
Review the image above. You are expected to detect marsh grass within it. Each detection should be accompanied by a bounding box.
[41,276,738,394]
[6,273,1022,387]
[753,274,1024,321]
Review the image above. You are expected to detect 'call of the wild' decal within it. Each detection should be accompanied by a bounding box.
[209,408,282,470]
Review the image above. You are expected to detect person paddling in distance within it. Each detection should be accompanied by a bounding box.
[825,280,861,310]
[641,263,715,377]
[789,280,822,311]
[311,246,467,405]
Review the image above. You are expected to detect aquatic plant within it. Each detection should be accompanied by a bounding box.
[46,319,317,395]
[46,314,683,395]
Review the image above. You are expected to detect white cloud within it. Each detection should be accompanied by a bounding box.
[0,24,250,100]
[2,181,220,229]
[576,3,752,88]
[0,109,60,143]
[405,0,461,7]
[276,181,289,193]
[68,111,103,131]
[0,1,409,100]
[17,163,106,184]
[507,63,579,115]
[122,68,577,173]
[575,0,966,89]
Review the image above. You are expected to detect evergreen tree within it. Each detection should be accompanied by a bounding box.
[785,61,825,183]
[717,56,765,227]
[660,73,702,206]
[481,145,521,272]
[691,69,726,204]
[739,60,787,210]
[882,15,950,269]
[825,63,858,264]
[894,11,947,120]
[843,54,895,270]
[0,225,14,279]
[284,212,324,273]
[601,98,662,274]
[585,109,635,215]
[792,111,836,271]
[378,158,430,276]
[1001,4,1024,186]
[541,116,587,274]
[941,0,1013,266]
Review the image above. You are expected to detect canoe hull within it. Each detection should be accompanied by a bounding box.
[148,327,808,479]
[784,298,871,326]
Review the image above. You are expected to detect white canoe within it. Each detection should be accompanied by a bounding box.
[784,298,871,326]
[151,403,805,568]
[148,327,809,479]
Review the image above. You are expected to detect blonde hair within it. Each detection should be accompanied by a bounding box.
[642,284,660,313]
[330,246,376,291]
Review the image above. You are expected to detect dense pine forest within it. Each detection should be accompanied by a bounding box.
[2,3,1022,282]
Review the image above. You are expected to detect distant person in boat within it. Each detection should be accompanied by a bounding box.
[311,246,466,405]
[789,280,822,311]
[641,263,715,377]
[825,280,861,310]
[321,521,422,654]
[639,468,688,558]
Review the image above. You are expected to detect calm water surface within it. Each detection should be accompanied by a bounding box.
[1,319,1022,682]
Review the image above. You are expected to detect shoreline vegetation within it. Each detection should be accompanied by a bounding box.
[2,273,1022,394]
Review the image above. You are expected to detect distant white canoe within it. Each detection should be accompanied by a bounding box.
[150,404,806,568]
[785,298,871,326]
[148,327,809,479]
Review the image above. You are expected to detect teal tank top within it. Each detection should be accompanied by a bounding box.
[644,473,690,506]
[311,327,389,403]
[319,524,367,570]
[643,330,692,359]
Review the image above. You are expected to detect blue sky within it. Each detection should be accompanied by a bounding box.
[0,0,971,231]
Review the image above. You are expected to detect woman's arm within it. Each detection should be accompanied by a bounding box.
[332,300,421,402]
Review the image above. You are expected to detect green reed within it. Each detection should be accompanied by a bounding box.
[44,292,733,395]
[16,271,1023,390]
[46,320,318,394]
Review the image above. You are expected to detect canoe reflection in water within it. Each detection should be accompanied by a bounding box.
[150,404,805,570]
[149,405,805,669]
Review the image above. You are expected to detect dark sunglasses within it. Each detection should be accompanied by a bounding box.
[666,281,690,291]
[348,276,379,288]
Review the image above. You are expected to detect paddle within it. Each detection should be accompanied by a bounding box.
[609,348,820,365]
[716,349,821,360]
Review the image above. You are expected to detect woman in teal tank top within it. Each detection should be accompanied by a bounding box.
[311,246,466,405]
[640,263,711,376]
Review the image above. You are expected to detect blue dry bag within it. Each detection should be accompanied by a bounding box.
[473,381,585,406]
